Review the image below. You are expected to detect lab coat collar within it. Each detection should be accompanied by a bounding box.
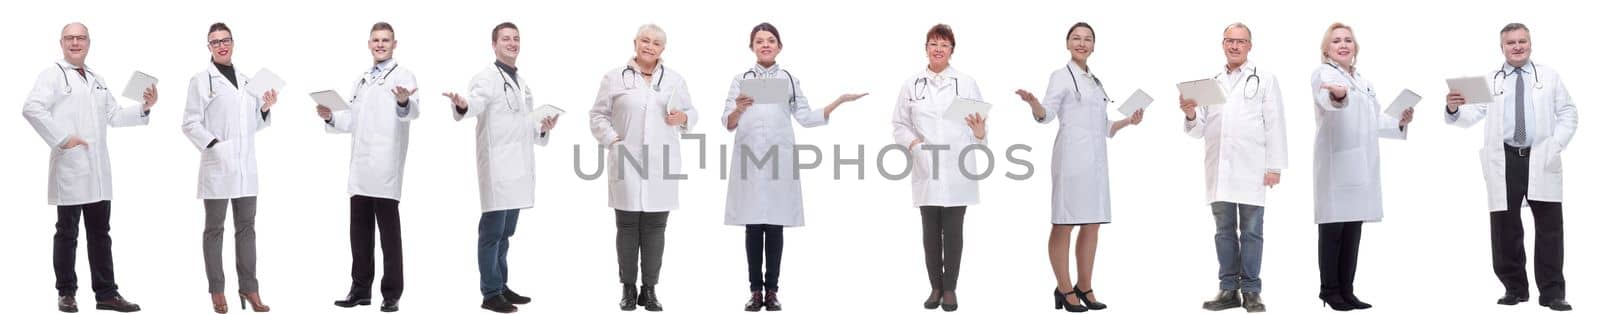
[205,62,239,91]
[1502,60,1533,74]
[1325,62,1358,78]
[1067,60,1089,76]
[55,59,93,80]
[749,62,782,76]
[1223,61,1256,75]
[921,65,959,86]
[628,58,665,76]
[373,58,397,73]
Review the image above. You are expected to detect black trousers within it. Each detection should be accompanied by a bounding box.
[1491,144,1565,301]
[745,224,784,292]
[1317,221,1363,297]
[53,200,121,301]
[349,195,404,300]
[920,206,966,292]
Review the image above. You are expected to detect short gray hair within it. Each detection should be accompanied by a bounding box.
[1223,22,1252,40]
[636,24,666,43]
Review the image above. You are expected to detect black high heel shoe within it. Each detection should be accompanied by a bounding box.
[1072,286,1106,310]
[1341,292,1371,309]
[923,290,941,310]
[1318,292,1356,311]
[1057,288,1087,312]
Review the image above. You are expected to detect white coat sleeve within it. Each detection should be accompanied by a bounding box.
[1311,67,1348,112]
[1549,72,1578,151]
[102,77,150,128]
[21,69,70,151]
[590,74,620,145]
[721,78,741,131]
[789,76,828,128]
[325,110,354,134]
[394,70,422,122]
[1037,70,1069,124]
[1263,75,1288,172]
[1374,83,1408,140]
[891,83,920,147]
[1183,99,1209,138]
[182,74,219,151]
[453,73,492,121]
[673,77,698,133]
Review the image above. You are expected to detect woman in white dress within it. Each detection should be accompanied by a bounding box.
[1309,22,1412,311]
[721,22,867,312]
[1015,22,1143,312]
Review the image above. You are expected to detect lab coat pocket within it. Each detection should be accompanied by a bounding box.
[201,140,230,186]
[54,146,93,181]
[490,145,529,183]
[1539,142,1564,174]
[1331,149,1370,188]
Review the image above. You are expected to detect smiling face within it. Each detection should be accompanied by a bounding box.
[1325,27,1356,67]
[1222,26,1252,67]
[926,37,952,70]
[208,30,234,65]
[634,31,665,66]
[59,23,89,66]
[493,27,520,64]
[1067,26,1095,65]
[369,29,395,62]
[751,30,781,65]
[1501,28,1531,67]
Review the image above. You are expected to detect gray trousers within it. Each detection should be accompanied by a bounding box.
[615,209,669,286]
[921,206,966,292]
[203,197,259,293]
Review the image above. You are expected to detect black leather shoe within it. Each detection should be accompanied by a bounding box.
[1073,286,1107,310]
[1499,294,1529,305]
[58,296,78,313]
[1202,290,1242,311]
[333,293,372,308]
[380,299,400,312]
[1057,288,1087,312]
[924,289,941,310]
[95,296,142,313]
[638,285,663,312]
[940,291,957,312]
[1241,292,1266,313]
[502,289,531,305]
[480,295,517,313]
[763,290,782,311]
[620,285,639,311]
[744,292,764,312]
[1541,299,1572,311]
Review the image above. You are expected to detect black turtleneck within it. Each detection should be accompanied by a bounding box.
[214,61,238,87]
[495,60,519,87]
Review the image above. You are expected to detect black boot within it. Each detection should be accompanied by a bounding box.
[1201,290,1241,311]
[1318,291,1355,311]
[1340,291,1371,310]
[638,285,663,312]
[619,285,639,311]
[1242,292,1266,313]
[744,292,763,312]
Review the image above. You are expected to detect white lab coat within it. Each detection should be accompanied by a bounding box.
[182,63,272,200]
[1310,64,1406,224]
[325,61,421,201]
[590,60,698,212]
[455,64,550,212]
[1182,62,1288,207]
[22,60,151,206]
[892,67,984,207]
[1445,62,1578,211]
[722,63,828,226]
[1034,63,1114,224]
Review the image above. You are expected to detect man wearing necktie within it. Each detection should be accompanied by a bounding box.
[1445,23,1578,312]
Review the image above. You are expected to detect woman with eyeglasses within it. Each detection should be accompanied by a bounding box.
[1308,22,1412,311]
[1014,22,1142,312]
[589,23,699,312]
[721,22,868,312]
[181,22,275,313]
[891,23,985,312]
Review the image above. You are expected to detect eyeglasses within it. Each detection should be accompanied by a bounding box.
[60,35,89,42]
[208,37,234,48]
[1223,38,1251,46]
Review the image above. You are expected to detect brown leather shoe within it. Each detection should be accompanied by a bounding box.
[58,296,78,313]
[95,296,141,313]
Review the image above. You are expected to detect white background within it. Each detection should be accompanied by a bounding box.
[0,0,1591,313]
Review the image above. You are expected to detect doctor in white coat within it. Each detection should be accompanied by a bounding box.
[589,24,696,312]
[1444,23,1576,312]
[1308,23,1412,311]
[892,24,986,312]
[1179,23,1286,313]
[315,22,419,312]
[22,22,153,313]
[721,22,867,312]
[181,22,275,313]
[1014,22,1141,313]
[441,22,556,314]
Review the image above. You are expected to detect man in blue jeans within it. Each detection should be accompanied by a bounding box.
[1178,22,1288,313]
[444,21,559,313]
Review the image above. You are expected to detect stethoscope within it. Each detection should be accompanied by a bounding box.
[351,62,400,104]
[1065,65,1110,103]
[1492,63,1543,96]
[1215,67,1261,99]
[55,64,107,95]
[205,69,249,99]
[495,65,531,112]
[621,62,666,91]
[742,68,798,104]
[1325,63,1375,101]
[910,76,959,101]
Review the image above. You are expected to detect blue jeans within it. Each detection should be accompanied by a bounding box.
[478,209,521,299]
[1211,202,1264,293]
